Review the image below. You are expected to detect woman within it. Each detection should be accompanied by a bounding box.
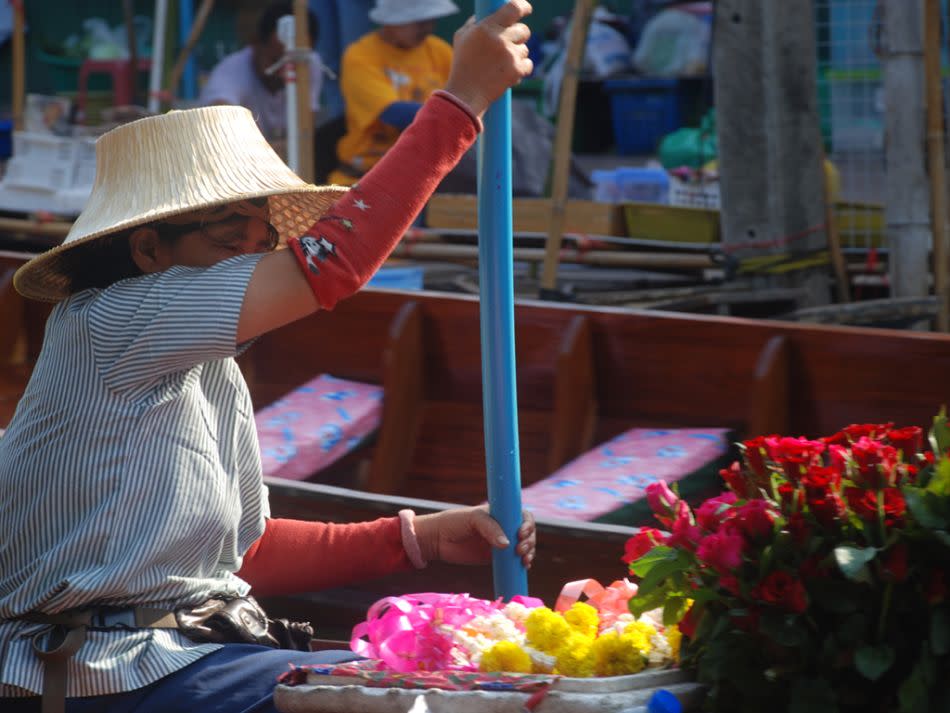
[0,3,535,712]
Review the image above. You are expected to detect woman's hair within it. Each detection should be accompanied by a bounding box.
[61,231,143,294]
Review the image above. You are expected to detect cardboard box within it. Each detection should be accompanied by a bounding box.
[425,194,627,237]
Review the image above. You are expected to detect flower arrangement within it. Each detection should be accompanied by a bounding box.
[624,413,950,713]
[350,583,681,678]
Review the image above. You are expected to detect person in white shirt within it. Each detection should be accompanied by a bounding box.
[199,1,324,142]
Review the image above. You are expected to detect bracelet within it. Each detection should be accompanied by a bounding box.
[398,509,427,569]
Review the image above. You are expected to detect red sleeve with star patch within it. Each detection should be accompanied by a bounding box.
[288,90,481,310]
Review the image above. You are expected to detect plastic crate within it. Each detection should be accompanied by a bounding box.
[605,78,682,156]
[668,176,720,209]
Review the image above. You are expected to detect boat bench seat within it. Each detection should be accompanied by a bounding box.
[255,373,383,481]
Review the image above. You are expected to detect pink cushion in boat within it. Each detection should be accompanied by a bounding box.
[521,427,732,522]
[256,374,383,480]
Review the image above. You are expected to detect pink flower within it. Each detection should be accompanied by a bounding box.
[669,503,703,552]
[732,499,779,541]
[646,481,679,527]
[696,530,745,573]
[695,492,738,532]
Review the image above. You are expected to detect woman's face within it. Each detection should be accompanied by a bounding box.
[380,20,437,50]
[155,215,277,270]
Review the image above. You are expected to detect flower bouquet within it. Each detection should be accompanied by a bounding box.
[624,412,950,713]
[348,582,682,678]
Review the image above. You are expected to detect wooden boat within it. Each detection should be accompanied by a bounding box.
[5,249,950,638]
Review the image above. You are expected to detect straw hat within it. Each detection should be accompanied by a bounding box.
[14,106,348,302]
[368,0,459,25]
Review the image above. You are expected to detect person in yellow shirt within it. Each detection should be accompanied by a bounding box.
[329,0,458,185]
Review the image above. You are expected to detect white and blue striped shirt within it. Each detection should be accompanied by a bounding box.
[0,254,270,697]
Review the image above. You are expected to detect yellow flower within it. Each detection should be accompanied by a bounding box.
[665,624,683,663]
[525,607,572,654]
[554,631,597,678]
[480,641,533,673]
[592,630,647,677]
[622,620,655,656]
[562,602,599,640]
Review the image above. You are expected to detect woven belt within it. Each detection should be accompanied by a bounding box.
[25,607,179,713]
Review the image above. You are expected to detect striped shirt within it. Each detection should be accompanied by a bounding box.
[0,254,269,697]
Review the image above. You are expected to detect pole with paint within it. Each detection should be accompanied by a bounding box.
[475,0,528,600]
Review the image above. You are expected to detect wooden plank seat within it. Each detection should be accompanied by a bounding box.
[241,295,425,493]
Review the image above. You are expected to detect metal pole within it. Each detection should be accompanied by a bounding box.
[148,0,168,113]
[475,0,527,600]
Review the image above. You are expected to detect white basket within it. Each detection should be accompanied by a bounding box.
[668,177,720,210]
[3,156,74,191]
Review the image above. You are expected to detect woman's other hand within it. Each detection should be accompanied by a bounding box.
[414,506,536,568]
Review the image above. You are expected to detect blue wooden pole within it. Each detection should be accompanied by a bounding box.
[178,0,198,100]
[474,0,528,600]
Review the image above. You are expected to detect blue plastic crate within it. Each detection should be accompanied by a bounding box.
[605,78,682,156]
[0,120,11,161]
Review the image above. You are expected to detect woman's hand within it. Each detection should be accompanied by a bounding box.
[414,506,536,568]
[444,0,534,118]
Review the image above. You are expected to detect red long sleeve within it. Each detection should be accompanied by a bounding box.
[236,517,413,596]
[289,91,481,310]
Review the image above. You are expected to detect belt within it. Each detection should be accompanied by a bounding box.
[25,607,179,713]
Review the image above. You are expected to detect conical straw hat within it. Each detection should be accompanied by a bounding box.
[14,105,348,302]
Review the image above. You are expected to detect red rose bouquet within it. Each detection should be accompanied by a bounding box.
[624,412,950,713]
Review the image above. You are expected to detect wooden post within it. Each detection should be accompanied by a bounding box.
[123,0,138,106]
[882,0,931,308]
[293,0,314,182]
[11,0,25,130]
[539,0,596,297]
[925,0,949,330]
[823,149,851,303]
[167,0,216,100]
[714,0,831,309]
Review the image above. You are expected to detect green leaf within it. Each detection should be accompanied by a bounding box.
[933,531,950,549]
[931,607,950,656]
[809,578,860,614]
[904,487,949,530]
[759,611,807,648]
[789,676,839,713]
[635,550,692,599]
[629,546,679,578]
[628,583,673,619]
[898,645,936,713]
[834,545,877,582]
[929,407,950,458]
[854,644,895,681]
[662,596,690,627]
[927,457,950,497]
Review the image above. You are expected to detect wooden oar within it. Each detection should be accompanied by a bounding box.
[475,0,527,600]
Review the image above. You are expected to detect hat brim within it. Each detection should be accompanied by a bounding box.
[14,184,349,303]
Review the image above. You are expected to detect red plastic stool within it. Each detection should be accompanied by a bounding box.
[76,58,152,120]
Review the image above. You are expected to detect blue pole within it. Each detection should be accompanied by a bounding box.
[474,0,528,600]
[178,0,197,100]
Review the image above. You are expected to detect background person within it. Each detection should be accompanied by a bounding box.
[199,1,324,143]
[329,0,459,185]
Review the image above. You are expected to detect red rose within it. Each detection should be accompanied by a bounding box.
[851,437,898,489]
[753,570,808,613]
[679,603,701,639]
[801,465,841,497]
[925,570,948,605]
[880,542,909,582]
[696,529,746,574]
[845,487,878,520]
[786,512,810,546]
[842,423,894,442]
[742,436,771,480]
[778,483,805,515]
[766,437,825,482]
[886,426,923,459]
[881,487,906,528]
[622,528,668,566]
[720,461,754,498]
[733,499,780,541]
[808,491,846,528]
